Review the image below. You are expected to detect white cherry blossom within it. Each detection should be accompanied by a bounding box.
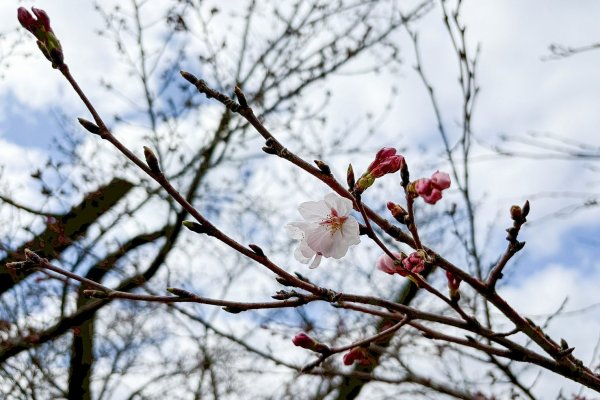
[286,193,360,268]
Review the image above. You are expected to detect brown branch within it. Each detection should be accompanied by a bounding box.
[61,65,324,297]
[0,178,133,296]
[301,317,410,373]
[487,201,530,288]
[15,251,320,312]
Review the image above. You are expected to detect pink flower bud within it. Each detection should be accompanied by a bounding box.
[370,147,397,165]
[355,148,405,193]
[292,332,315,348]
[414,171,451,205]
[386,201,398,213]
[367,148,404,178]
[17,7,63,67]
[376,252,405,275]
[17,8,35,32]
[292,332,329,353]
[446,271,460,290]
[446,271,461,302]
[343,347,372,366]
[431,171,451,190]
[402,251,425,275]
[17,7,52,35]
[415,181,442,204]
[32,8,51,32]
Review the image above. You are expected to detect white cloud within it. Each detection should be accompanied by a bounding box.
[500,262,600,398]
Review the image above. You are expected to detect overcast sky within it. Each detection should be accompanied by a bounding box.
[1,1,600,398]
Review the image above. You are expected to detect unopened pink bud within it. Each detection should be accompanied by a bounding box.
[386,201,397,211]
[376,252,405,275]
[431,171,451,190]
[292,332,329,353]
[414,178,429,195]
[292,332,315,348]
[17,7,63,67]
[373,147,397,163]
[31,8,51,31]
[356,148,405,193]
[419,185,442,204]
[18,7,52,35]
[17,8,35,32]
[414,171,451,205]
[367,148,403,177]
[446,271,460,290]
[402,251,425,275]
[370,155,404,178]
[446,271,461,302]
[343,347,372,366]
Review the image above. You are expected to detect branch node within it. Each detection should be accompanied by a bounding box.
[182,220,210,235]
[558,347,575,358]
[77,117,101,135]
[346,164,355,189]
[275,276,294,286]
[314,160,331,176]
[294,272,312,284]
[222,306,244,314]
[234,85,249,109]
[24,249,43,264]
[179,70,198,85]
[166,287,195,298]
[143,146,162,175]
[249,244,265,257]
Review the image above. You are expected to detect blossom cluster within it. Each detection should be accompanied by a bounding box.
[376,251,426,276]
[17,7,64,67]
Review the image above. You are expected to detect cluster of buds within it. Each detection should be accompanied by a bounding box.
[292,332,330,353]
[342,346,372,366]
[412,171,451,205]
[17,7,64,68]
[376,250,426,278]
[402,251,426,275]
[354,148,404,194]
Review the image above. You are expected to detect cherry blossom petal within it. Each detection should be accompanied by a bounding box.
[305,224,336,255]
[341,217,360,246]
[327,231,351,259]
[431,171,451,190]
[376,252,404,275]
[309,254,322,269]
[285,222,306,240]
[298,200,330,220]
[297,240,316,260]
[323,193,353,216]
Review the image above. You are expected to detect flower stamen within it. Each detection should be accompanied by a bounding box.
[320,209,348,235]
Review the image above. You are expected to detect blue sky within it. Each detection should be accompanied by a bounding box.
[2,1,600,398]
[0,92,59,149]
